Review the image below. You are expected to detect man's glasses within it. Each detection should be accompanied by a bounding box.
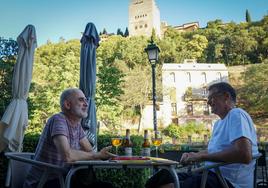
[207,92,223,105]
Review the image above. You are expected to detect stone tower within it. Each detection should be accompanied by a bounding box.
[128,0,161,38]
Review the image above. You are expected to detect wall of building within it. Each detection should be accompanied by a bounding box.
[129,0,161,38]
[161,61,228,127]
[140,60,229,130]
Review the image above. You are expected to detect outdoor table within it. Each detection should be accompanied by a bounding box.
[65,157,180,188]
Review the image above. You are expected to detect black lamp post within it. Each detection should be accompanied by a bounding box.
[144,39,160,131]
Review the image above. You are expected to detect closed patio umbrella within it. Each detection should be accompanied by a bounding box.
[79,23,100,151]
[0,25,37,152]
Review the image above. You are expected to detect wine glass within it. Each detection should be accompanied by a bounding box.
[111,137,122,155]
[151,130,162,158]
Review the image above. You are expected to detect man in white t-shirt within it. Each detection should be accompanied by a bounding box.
[146,82,258,188]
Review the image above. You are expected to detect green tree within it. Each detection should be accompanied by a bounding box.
[230,29,257,65]
[186,34,208,59]
[239,64,268,116]
[160,27,188,63]
[27,40,81,133]
[246,9,252,23]
[117,28,124,36]
[102,28,108,35]
[200,20,225,63]
[96,64,125,107]
[119,64,151,132]
[0,38,18,117]
[151,28,157,42]
[124,27,129,37]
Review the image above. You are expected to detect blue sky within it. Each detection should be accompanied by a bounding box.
[1,0,267,46]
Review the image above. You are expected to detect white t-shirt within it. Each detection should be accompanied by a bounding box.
[207,108,258,188]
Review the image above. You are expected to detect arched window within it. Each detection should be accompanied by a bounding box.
[186,72,191,83]
[201,72,207,83]
[187,103,193,115]
[171,103,177,116]
[203,102,209,115]
[216,72,222,81]
[170,72,175,82]
[202,87,208,97]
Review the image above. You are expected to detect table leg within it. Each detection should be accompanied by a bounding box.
[65,166,88,188]
[169,167,180,188]
[160,166,180,188]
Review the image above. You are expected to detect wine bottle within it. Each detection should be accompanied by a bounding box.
[141,130,151,156]
[122,129,133,156]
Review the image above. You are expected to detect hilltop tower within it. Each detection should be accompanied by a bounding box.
[128,0,161,38]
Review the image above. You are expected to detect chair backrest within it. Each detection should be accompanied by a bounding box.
[256,149,268,188]
[192,153,262,188]
[8,152,34,188]
[5,152,66,188]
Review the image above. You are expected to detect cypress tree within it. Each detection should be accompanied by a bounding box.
[102,28,108,35]
[124,27,129,37]
[246,9,252,23]
[117,28,124,36]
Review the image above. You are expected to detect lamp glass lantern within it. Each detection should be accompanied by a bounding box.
[144,40,160,64]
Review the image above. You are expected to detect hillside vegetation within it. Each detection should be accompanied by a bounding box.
[228,65,268,140]
[1,15,268,136]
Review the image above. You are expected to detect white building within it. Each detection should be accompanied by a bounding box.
[141,60,228,130]
[128,0,161,38]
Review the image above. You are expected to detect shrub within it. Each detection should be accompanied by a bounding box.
[163,122,210,143]
[96,134,150,188]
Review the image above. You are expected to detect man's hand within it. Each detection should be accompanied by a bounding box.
[180,152,204,165]
[96,146,117,160]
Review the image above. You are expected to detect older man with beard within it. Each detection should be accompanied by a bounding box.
[23,88,115,188]
[145,82,258,188]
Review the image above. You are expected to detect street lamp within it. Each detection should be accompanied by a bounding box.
[144,39,160,131]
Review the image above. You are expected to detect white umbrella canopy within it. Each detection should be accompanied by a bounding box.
[79,23,100,151]
[0,25,37,152]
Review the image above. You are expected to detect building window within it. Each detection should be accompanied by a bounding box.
[186,72,191,83]
[171,103,177,116]
[170,87,176,103]
[201,72,207,83]
[135,26,138,30]
[202,87,208,97]
[170,72,175,82]
[172,118,178,125]
[184,87,192,101]
[145,24,148,28]
[216,72,222,81]
[187,103,193,115]
[140,25,143,28]
[203,103,209,115]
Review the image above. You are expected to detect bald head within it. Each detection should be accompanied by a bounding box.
[60,88,81,111]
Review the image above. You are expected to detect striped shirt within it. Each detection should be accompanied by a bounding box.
[23,112,86,187]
